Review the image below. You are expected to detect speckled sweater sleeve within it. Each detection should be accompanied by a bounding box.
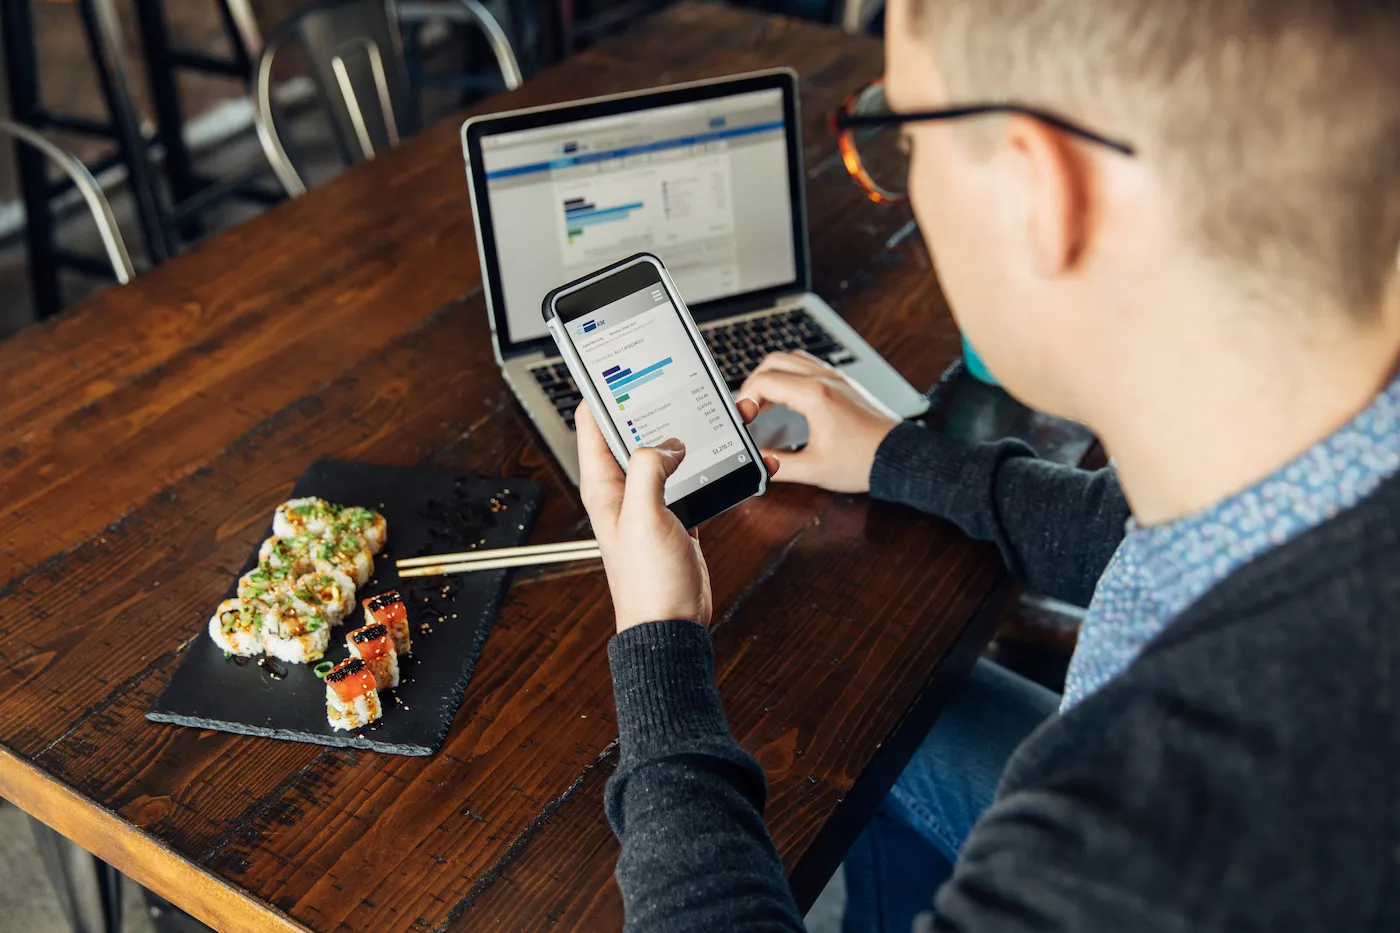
[869,421,1130,608]
[605,619,804,933]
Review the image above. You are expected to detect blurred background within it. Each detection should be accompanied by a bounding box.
[0,0,878,338]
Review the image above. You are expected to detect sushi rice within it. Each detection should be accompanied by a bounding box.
[286,571,356,627]
[258,535,317,576]
[327,690,382,731]
[324,657,382,730]
[237,562,296,609]
[273,497,339,539]
[335,506,387,555]
[262,603,331,663]
[208,598,261,656]
[347,622,400,689]
[310,531,374,587]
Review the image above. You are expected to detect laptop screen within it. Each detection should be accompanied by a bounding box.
[477,87,800,345]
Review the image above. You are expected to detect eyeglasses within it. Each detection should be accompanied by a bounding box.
[830,77,1137,204]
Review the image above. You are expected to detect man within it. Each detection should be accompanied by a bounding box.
[576,0,1400,928]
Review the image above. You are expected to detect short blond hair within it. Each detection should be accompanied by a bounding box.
[913,0,1400,314]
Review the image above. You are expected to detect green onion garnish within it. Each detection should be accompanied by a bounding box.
[313,660,334,678]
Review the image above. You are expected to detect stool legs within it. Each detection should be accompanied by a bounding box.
[76,0,174,264]
[29,816,125,933]
[1,0,64,316]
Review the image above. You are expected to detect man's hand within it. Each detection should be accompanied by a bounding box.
[739,351,901,493]
[576,402,780,633]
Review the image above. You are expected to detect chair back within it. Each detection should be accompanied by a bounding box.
[256,0,523,197]
[0,120,134,284]
[258,0,412,196]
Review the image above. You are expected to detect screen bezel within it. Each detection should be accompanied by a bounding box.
[464,69,808,359]
[544,253,766,527]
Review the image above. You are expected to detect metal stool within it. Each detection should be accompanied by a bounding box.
[1,0,165,317]
[256,0,522,198]
[0,0,273,318]
[127,0,279,242]
[0,120,135,288]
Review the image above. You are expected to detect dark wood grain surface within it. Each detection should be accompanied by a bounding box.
[0,5,1076,931]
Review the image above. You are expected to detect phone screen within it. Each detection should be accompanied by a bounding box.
[563,273,753,504]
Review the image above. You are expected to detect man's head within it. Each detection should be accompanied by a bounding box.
[886,0,1400,424]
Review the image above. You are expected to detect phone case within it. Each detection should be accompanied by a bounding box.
[541,253,769,501]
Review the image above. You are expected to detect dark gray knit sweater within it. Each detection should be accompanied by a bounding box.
[604,421,1400,932]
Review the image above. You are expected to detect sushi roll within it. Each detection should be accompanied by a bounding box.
[262,602,331,663]
[208,598,261,657]
[273,497,338,539]
[310,532,374,587]
[258,535,316,576]
[363,590,411,657]
[335,506,387,555]
[325,657,382,731]
[287,571,356,627]
[346,622,400,689]
[237,562,296,611]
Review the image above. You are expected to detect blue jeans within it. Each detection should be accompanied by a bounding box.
[841,659,1059,933]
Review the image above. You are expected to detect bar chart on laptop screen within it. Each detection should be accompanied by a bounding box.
[563,197,646,244]
[553,157,736,268]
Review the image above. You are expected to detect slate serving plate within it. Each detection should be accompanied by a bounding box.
[148,460,541,756]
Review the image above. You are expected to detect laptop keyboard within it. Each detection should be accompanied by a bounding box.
[530,307,853,432]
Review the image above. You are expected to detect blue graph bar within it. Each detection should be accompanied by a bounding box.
[608,357,672,392]
[567,202,643,221]
[565,210,638,228]
[612,370,664,397]
[604,367,632,384]
[602,364,622,377]
[486,121,786,180]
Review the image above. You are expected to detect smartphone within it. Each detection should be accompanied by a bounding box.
[543,253,769,526]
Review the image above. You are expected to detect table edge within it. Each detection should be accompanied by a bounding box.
[0,745,307,933]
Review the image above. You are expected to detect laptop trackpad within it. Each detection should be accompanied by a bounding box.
[746,403,809,451]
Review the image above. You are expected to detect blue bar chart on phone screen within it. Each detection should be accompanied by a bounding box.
[570,282,750,503]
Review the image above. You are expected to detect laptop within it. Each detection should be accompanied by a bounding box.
[460,68,929,483]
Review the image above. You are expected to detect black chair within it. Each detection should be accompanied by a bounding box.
[0,0,275,318]
[255,0,522,197]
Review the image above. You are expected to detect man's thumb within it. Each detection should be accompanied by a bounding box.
[624,439,686,506]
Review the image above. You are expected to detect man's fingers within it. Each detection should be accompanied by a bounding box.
[738,370,836,416]
[735,397,760,425]
[791,349,838,370]
[761,447,813,484]
[622,439,686,515]
[576,403,625,519]
[749,351,831,380]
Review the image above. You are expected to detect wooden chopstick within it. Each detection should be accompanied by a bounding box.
[398,547,602,577]
[395,539,599,569]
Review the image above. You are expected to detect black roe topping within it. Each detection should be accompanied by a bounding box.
[352,623,389,643]
[325,657,366,682]
[366,591,403,613]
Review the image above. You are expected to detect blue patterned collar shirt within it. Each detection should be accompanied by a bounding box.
[1063,369,1400,712]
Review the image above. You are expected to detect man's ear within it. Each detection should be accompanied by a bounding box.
[1004,114,1090,277]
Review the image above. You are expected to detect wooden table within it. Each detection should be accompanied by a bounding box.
[0,5,1085,930]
